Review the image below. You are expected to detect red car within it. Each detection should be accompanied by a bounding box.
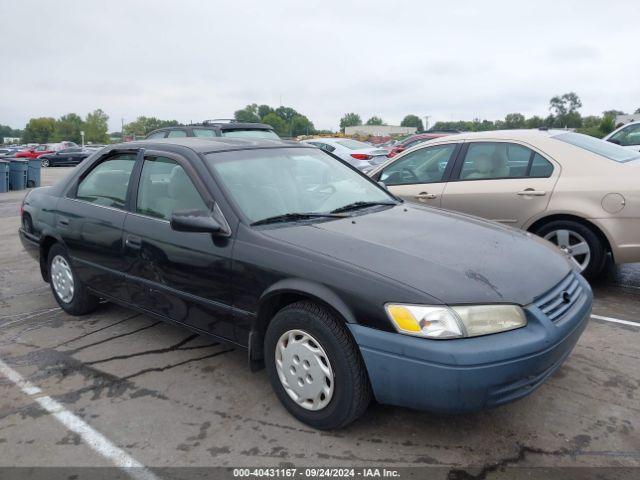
[387,132,454,158]
[16,142,79,159]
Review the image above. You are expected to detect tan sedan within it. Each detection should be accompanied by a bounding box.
[368,130,640,278]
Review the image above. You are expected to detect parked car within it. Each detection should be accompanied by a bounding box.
[39,147,94,167]
[604,121,640,152]
[387,132,455,158]
[0,147,20,158]
[16,142,79,159]
[146,120,279,140]
[301,137,389,172]
[369,129,640,278]
[20,137,591,429]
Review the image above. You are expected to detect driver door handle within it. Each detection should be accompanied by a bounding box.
[516,189,546,196]
[125,235,142,249]
[415,192,437,200]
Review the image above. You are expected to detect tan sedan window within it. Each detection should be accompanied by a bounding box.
[380,144,457,186]
[459,142,553,180]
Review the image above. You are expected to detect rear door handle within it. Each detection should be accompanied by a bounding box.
[58,217,69,227]
[415,192,438,200]
[516,189,546,196]
[125,235,142,249]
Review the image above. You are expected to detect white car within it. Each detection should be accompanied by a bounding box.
[603,121,640,152]
[301,138,389,172]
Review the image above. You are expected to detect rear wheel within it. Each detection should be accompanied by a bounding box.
[48,244,99,315]
[264,301,371,430]
[534,220,605,279]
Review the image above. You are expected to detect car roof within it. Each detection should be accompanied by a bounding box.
[110,137,302,154]
[150,122,274,132]
[439,129,569,141]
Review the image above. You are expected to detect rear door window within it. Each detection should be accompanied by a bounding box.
[76,154,136,209]
[147,131,167,139]
[167,130,188,138]
[193,128,217,137]
[458,142,553,180]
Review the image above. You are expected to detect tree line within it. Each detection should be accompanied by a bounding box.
[18,109,110,144]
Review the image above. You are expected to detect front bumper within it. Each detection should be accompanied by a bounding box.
[348,274,592,413]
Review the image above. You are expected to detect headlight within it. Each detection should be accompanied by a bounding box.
[385,304,527,339]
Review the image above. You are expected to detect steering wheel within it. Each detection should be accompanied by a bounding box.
[401,167,420,183]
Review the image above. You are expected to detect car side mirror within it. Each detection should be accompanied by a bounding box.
[170,209,224,235]
[607,138,621,145]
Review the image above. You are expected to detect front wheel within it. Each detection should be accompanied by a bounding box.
[264,301,371,430]
[41,158,50,167]
[534,220,606,279]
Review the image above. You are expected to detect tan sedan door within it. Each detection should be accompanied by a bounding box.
[440,141,560,228]
[379,143,461,207]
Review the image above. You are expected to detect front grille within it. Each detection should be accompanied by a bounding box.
[534,272,584,322]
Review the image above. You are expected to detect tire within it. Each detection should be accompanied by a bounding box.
[534,220,606,280]
[264,301,371,430]
[47,243,99,315]
[41,158,49,167]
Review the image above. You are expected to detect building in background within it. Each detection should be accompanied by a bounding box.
[615,114,639,126]
[344,125,416,136]
[2,137,21,145]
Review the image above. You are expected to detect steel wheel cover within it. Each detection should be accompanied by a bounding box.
[275,329,335,411]
[51,255,75,303]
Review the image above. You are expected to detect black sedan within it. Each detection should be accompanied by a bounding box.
[19,137,592,429]
[39,147,93,167]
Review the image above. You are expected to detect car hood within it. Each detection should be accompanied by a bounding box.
[262,205,571,305]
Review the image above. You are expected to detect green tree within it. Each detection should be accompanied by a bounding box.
[22,117,56,144]
[52,113,84,143]
[257,104,274,120]
[603,109,625,117]
[290,115,315,136]
[339,113,362,132]
[503,113,525,129]
[275,106,299,124]
[84,109,109,143]
[234,104,260,123]
[123,116,179,136]
[400,114,424,132]
[525,116,544,129]
[599,115,616,135]
[365,116,384,126]
[549,92,583,128]
[261,112,288,136]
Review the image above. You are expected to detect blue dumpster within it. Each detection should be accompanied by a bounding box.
[0,161,9,193]
[27,158,41,188]
[9,159,28,191]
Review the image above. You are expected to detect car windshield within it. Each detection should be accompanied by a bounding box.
[221,129,280,139]
[554,132,639,163]
[206,147,395,224]
[336,139,372,150]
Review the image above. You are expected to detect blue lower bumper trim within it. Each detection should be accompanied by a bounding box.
[348,279,592,413]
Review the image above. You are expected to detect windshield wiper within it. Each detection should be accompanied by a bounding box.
[330,201,397,214]
[251,212,347,226]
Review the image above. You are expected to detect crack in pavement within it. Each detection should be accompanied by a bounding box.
[121,349,234,381]
[84,335,220,365]
[53,313,143,348]
[65,321,163,354]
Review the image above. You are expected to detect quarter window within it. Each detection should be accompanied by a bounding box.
[76,154,136,209]
[136,156,208,220]
[380,144,457,186]
[458,142,553,180]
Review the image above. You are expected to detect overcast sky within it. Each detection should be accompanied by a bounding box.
[1,0,638,131]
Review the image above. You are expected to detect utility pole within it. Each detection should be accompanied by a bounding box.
[121,118,125,141]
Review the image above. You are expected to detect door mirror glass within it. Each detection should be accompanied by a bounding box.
[170,209,222,234]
